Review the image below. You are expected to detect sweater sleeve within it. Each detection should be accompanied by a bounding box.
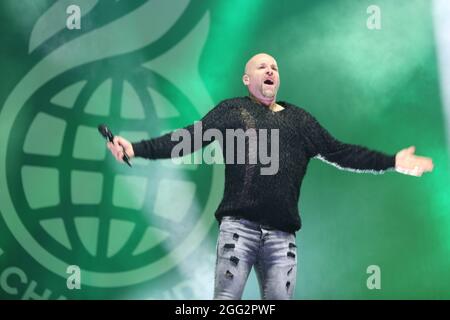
[302,110,396,173]
[131,101,226,159]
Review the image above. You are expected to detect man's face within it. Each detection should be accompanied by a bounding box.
[243,54,280,104]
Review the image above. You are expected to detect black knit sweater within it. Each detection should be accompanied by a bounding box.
[132,96,396,233]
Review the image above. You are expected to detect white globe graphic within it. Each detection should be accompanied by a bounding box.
[0,2,222,288]
[11,65,215,275]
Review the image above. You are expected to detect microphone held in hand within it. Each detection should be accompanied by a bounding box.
[98,124,132,167]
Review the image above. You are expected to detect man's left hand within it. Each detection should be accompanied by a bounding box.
[395,146,434,177]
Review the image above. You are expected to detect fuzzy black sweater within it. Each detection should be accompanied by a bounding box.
[132,96,396,233]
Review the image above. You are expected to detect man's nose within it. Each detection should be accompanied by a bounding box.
[266,69,273,76]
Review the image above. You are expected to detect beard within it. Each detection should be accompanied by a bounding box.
[262,84,277,98]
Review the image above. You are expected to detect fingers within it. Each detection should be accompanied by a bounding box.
[425,158,434,171]
[109,145,124,162]
[114,136,134,158]
[422,160,433,172]
[396,146,434,176]
[396,158,433,176]
[113,136,122,149]
[396,166,423,177]
[413,166,424,177]
[107,137,125,162]
[114,136,131,149]
[414,156,434,172]
[116,149,125,162]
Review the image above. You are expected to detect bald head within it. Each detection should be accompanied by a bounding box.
[242,53,280,106]
[244,53,277,74]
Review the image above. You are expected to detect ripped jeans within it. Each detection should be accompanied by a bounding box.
[213,216,297,300]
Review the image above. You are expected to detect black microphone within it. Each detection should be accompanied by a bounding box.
[98,124,132,167]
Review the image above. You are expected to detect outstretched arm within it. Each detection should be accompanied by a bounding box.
[303,110,433,176]
[107,101,227,162]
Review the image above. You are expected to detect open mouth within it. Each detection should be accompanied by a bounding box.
[264,79,274,85]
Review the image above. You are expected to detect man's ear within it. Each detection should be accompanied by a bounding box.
[242,74,250,85]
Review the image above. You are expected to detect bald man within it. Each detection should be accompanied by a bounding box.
[107,53,433,300]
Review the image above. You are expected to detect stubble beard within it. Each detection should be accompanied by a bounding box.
[262,85,276,98]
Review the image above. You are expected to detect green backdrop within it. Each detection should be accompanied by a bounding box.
[0,0,449,299]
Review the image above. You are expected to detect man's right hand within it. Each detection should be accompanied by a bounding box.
[107,136,134,163]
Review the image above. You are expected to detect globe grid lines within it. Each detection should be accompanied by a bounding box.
[9,64,214,273]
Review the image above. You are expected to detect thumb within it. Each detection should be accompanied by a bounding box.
[407,146,415,155]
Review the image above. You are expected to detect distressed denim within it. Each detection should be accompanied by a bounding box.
[213,216,297,300]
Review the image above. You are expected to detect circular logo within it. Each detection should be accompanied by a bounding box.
[0,1,222,288]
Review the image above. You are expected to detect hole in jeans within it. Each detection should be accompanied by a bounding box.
[287,267,293,276]
[230,256,239,266]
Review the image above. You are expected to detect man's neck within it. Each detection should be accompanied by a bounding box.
[248,94,284,112]
[249,94,276,109]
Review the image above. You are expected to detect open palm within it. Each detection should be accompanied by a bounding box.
[395,146,434,177]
